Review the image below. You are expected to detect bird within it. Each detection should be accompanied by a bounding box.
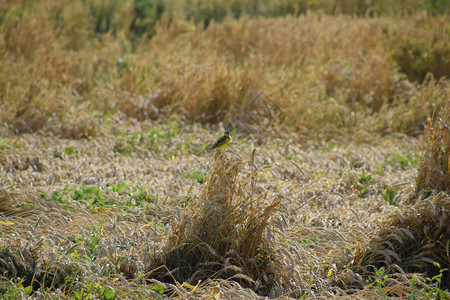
[204,130,231,154]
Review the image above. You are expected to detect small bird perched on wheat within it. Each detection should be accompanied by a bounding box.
[204,130,231,154]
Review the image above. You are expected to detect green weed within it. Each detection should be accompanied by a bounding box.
[145,124,182,154]
[107,182,154,206]
[425,264,449,299]
[360,172,372,183]
[284,154,299,163]
[51,190,68,204]
[357,171,373,196]
[69,182,154,208]
[113,132,139,156]
[387,153,419,169]
[409,273,420,300]
[95,284,118,300]
[65,147,76,155]
[168,120,180,138]
[185,170,206,183]
[151,283,164,295]
[3,177,16,190]
[0,139,11,151]
[69,222,104,263]
[376,165,383,175]
[135,188,154,205]
[367,267,390,295]
[73,280,117,300]
[147,129,159,152]
[0,277,32,299]
[72,186,105,207]
[110,181,129,195]
[383,186,396,204]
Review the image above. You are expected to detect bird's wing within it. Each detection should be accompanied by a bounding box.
[211,135,228,149]
[205,135,226,153]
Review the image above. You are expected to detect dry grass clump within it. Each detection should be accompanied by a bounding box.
[0,238,81,296]
[413,102,450,200]
[346,192,450,292]
[376,75,447,137]
[148,150,283,296]
[335,104,450,296]
[0,187,159,298]
[0,190,80,295]
[0,190,35,220]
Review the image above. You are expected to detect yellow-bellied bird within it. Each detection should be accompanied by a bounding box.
[204,131,231,154]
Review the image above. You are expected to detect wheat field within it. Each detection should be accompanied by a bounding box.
[0,1,449,299]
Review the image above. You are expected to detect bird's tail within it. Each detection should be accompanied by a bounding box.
[202,146,212,155]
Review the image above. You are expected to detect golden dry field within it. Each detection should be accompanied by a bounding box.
[0,0,449,299]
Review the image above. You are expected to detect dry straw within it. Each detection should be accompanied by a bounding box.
[341,102,450,293]
[348,192,450,291]
[148,150,283,295]
[413,101,450,200]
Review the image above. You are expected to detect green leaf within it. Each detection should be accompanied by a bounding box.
[74,290,83,300]
[23,285,33,295]
[86,281,94,293]
[103,288,118,300]
[65,147,75,155]
[360,171,372,183]
[384,186,396,203]
[152,283,164,294]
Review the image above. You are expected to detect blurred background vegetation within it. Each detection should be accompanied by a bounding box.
[0,0,448,140]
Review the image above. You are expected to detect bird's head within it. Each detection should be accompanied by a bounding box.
[224,131,230,136]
